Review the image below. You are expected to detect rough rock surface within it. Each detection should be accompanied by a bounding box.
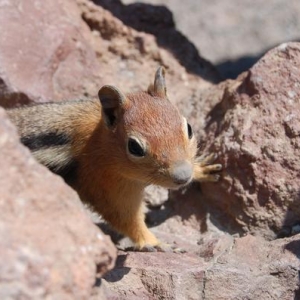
[0,0,102,106]
[144,185,169,208]
[201,43,300,239]
[0,107,116,299]
[104,234,300,299]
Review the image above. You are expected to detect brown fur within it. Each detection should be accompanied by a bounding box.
[7,67,221,249]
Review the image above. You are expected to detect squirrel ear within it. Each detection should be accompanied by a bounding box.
[98,85,127,127]
[153,66,167,97]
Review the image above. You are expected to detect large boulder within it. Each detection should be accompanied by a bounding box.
[0,107,116,299]
[200,43,300,239]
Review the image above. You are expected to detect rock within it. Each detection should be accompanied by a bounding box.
[201,42,300,239]
[88,0,221,82]
[204,234,300,300]
[0,0,101,107]
[76,0,220,107]
[103,251,207,299]
[123,0,300,79]
[144,185,169,208]
[0,107,116,299]
[104,234,300,299]
[0,0,220,109]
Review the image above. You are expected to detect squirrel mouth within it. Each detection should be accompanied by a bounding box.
[163,178,193,190]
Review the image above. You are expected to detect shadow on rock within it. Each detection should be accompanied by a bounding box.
[146,183,209,232]
[285,239,300,259]
[217,40,300,79]
[103,254,130,283]
[216,54,263,79]
[277,189,300,239]
[92,0,221,82]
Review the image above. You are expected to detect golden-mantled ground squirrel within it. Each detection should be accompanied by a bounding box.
[7,67,221,251]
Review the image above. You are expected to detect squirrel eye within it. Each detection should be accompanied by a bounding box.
[128,138,146,157]
[187,123,193,139]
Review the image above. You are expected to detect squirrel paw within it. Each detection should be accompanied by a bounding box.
[193,153,222,182]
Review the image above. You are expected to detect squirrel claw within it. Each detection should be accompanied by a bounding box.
[195,153,218,166]
[193,153,223,182]
[124,245,157,252]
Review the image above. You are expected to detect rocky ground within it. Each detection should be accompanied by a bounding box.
[0,0,299,299]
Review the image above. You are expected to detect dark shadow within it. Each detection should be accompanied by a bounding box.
[277,189,300,239]
[89,0,221,82]
[205,99,226,136]
[216,55,263,79]
[0,78,31,108]
[144,183,209,233]
[146,181,241,236]
[94,277,102,287]
[216,39,300,79]
[96,222,124,245]
[294,271,300,300]
[103,254,130,282]
[285,240,300,259]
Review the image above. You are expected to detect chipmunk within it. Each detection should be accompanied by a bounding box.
[7,67,222,251]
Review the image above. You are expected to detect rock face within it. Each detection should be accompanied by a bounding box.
[104,252,207,299]
[0,0,101,106]
[201,43,300,239]
[104,234,300,300]
[0,107,116,299]
[204,234,300,300]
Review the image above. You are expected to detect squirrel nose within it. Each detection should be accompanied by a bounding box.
[170,161,193,185]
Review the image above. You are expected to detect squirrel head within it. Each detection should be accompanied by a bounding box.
[98,67,197,189]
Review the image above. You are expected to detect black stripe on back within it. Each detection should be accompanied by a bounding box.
[21,132,70,151]
[49,159,79,186]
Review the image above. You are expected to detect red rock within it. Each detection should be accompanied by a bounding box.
[0,107,116,299]
[204,234,300,300]
[104,234,300,299]
[201,43,300,239]
[0,0,102,107]
[104,251,207,300]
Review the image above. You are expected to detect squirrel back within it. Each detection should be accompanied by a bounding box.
[7,100,101,184]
